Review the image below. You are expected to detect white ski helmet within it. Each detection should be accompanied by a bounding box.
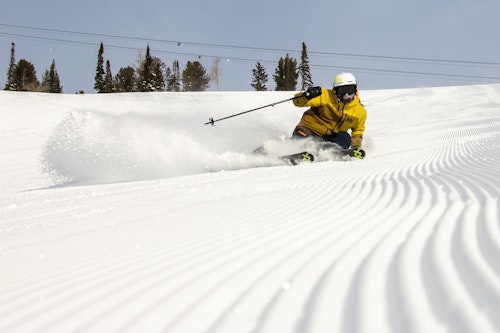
[333,72,357,87]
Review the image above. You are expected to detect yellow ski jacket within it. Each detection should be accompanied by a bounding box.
[293,88,367,147]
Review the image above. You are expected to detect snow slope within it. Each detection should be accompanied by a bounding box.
[0,85,499,333]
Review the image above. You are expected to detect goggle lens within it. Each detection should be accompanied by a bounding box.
[335,84,356,102]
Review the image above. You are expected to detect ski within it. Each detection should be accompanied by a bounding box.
[281,151,315,165]
[340,147,366,159]
[281,147,365,164]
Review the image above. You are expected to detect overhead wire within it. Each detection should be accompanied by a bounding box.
[2,23,500,66]
[1,23,500,82]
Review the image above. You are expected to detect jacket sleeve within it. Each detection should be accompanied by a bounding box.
[293,88,327,107]
[293,91,308,106]
[351,106,366,147]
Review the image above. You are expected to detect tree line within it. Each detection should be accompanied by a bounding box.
[95,42,314,93]
[4,43,62,93]
[4,41,314,93]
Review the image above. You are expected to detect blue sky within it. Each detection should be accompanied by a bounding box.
[1,0,500,93]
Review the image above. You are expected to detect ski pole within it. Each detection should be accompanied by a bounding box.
[205,95,302,126]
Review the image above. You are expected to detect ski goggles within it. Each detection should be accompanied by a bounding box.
[334,84,357,103]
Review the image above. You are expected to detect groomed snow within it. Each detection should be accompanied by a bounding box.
[0,85,499,333]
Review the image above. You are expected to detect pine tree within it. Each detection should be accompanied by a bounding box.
[52,62,62,93]
[138,45,154,92]
[4,43,17,91]
[15,59,39,91]
[182,61,210,91]
[114,66,137,92]
[274,54,298,91]
[40,70,50,92]
[165,68,173,91]
[166,60,181,92]
[103,60,115,93]
[251,62,268,91]
[299,42,313,90]
[41,59,63,93]
[151,56,166,91]
[94,42,105,93]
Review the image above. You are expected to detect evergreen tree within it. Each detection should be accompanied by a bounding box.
[182,61,210,91]
[166,60,181,92]
[40,70,50,92]
[94,42,105,93]
[299,42,313,90]
[41,59,62,93]
[103,60,115,93]
[138,45,154,92]
[274,54,298,91]
[15,59,39,91]
[50,60,62,93]
[5,43,17,91]
[114,66,137,92]
[165,68,173,91]
[251,62,268,91]
[151,56,166,91]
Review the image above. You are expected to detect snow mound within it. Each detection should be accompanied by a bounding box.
[36,92,298,184]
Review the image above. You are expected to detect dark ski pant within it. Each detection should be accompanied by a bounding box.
[292,126,351,149]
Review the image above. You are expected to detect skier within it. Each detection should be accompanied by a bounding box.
[291,72,366,150]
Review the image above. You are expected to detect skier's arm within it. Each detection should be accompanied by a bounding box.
[293,87,324,107]
[351,111,366,148]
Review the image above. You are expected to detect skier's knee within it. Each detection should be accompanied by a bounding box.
[324,131,351,149]
[292,126,316,139]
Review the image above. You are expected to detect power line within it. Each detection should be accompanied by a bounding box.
[2,23,500,67]
[312,64,500,81]
[1,24,500,83]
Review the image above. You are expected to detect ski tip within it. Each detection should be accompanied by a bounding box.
[302,152,315,162]
[350,148,366,159]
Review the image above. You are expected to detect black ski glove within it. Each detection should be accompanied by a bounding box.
[303,86,322,99]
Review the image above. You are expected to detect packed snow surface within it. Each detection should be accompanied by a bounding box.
[1,85,499,333]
